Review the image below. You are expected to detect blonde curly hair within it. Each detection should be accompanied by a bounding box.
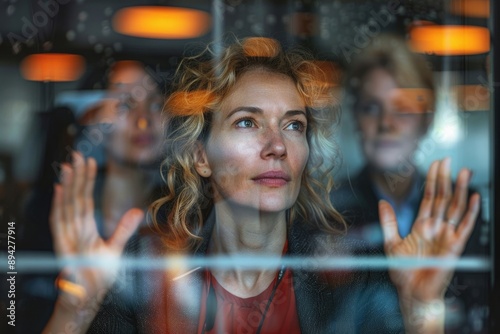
[150,37,345,251]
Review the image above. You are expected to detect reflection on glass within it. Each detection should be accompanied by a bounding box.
[0,1,491,334]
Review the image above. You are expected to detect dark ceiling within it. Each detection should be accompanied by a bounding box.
[0,0,490,81]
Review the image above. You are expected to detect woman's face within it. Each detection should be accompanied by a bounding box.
[354,68,430,172]
[105,65,164,165]
[197,69,309,213]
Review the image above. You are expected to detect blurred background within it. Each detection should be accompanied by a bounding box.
[0,0,494,333]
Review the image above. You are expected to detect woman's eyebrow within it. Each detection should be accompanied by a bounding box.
[226,106,262,119]
[285,109,307,118]
[226,107,306,119]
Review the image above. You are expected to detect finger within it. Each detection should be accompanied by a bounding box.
[82,157,98,235]
[445,168,471,226]
[417,160,439,219]
[378,200,402,252]
[456,193,480,246]
[108,208,144,252]
[432,157,452,219]
[72,151,86,220]
[61,164,75,231]
[49,184,65,253]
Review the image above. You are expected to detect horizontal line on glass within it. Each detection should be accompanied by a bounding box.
[11,252,491,273]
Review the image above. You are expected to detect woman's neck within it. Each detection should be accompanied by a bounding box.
[208,202,287,297]
[370,166,416,206]
[209,203,287,255]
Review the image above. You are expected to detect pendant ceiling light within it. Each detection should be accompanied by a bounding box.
[409,24,490,56]
[20,53,85,82]
[112,6,212,39]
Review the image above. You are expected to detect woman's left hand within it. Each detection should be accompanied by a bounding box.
[378,158,480,303]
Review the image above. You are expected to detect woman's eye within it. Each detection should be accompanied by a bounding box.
[117,102,132,113]
[150,102,163,113]
[357,102,381,116]
[117,98,137,113]
[235,119,255,128]
[286,121,305,132]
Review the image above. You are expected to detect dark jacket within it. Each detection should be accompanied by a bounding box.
[88,212,405,333]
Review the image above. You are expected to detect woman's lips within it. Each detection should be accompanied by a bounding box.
[132,134,156,146]
[374,139,400,148]
[252,171,291,187]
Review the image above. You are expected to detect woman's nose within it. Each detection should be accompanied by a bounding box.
[260,127,287,159]
[378,109,396,131]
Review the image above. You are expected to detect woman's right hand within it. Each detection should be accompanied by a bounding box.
[49,151,144,310]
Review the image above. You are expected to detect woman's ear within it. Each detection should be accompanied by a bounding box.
[194,141,212,178]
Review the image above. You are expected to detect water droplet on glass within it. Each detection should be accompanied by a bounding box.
[78,11,88,21]
[43,41,53,51]
[94,43,103,53]
[102,26,111,35]
[66,30,76,41]
[104,7,113,16]
[251,23,263,35]
[266,15,276,25]
[12,43,21,54]
[113,42,122,52]
[6,5,15,16]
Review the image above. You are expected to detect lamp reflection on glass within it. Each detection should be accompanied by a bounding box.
[20,53,86,110]
[453,85,490,111]
[450,0,490,18]
[112,6,212,39]
[409,24,490,56]
[301,60,342,108]
[289,12,318,37]
[20,53,85,82]
[243,37,281,57]
[168,90,215,116]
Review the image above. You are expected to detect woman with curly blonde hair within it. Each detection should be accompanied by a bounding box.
[44,37,480,334]
[150,36,345,252]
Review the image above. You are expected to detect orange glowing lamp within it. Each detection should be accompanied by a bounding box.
[113,6,212,39]
[409,25,490,56]
[20,53,85,82]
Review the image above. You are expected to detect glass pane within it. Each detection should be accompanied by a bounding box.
[0,1,494,333]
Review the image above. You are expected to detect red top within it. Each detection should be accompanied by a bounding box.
[197,243,301,334]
